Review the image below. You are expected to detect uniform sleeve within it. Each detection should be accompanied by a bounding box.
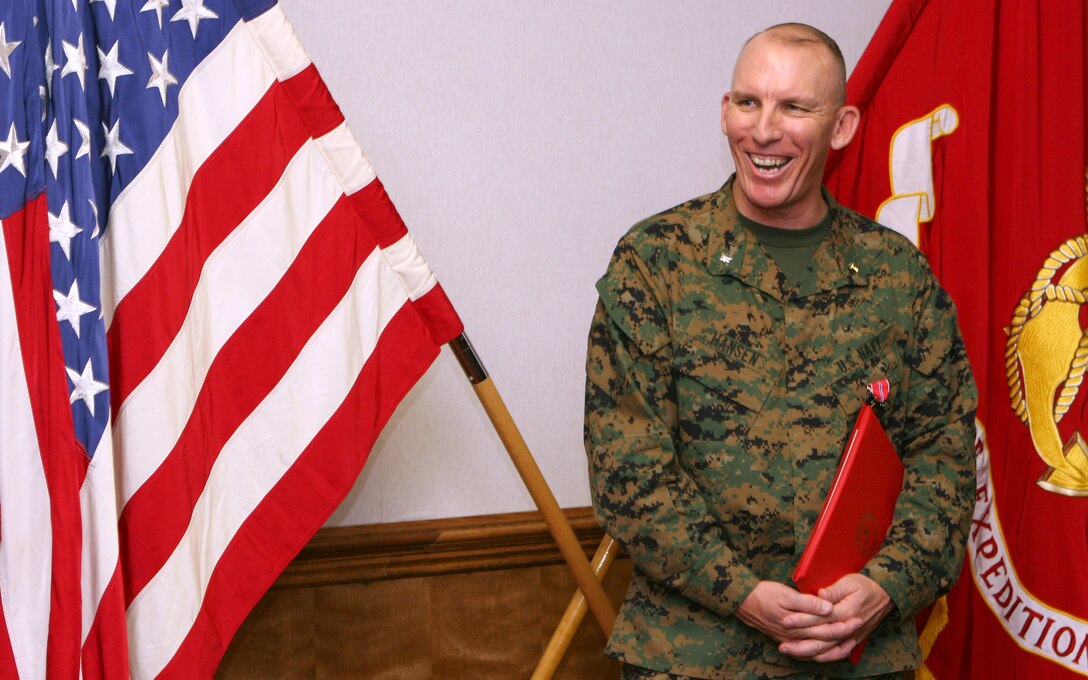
[861,262,978,621]
[584,238,760,618]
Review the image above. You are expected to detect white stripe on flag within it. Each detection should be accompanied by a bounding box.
[310,124,437,302]
[114,136,344,508]
[382,234,439,301]
[0,224,52,680]
[126,247,409,679]
[79,424,119,642]
[314,122,377,196]
[244,4,311,81]
[100,13,307,325]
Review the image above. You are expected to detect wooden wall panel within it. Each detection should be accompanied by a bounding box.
[430,569,542,677]
[220,587,317,677]
[314,580,433,679]
[216,509,631,679]
[539,563,624,680]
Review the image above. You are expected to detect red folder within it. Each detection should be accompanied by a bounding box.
[792,403,903,664]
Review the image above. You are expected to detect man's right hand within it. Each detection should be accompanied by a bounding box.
[736,580,865,651]
[735,581,833,641]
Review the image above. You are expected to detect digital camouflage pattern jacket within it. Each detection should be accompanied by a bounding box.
[584,178,977,679]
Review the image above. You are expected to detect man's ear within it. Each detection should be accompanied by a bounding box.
[720,92,731,136]
[830,105,860,150]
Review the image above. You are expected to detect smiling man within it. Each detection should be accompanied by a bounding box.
[723,27,857,229]
[584,23,977,680]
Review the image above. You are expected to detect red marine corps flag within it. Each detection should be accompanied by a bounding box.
[824,0,1088,677]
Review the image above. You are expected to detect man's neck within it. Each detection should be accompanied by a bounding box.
[733,193,829,230]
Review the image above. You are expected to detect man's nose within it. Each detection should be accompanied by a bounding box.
[752,109,782,144]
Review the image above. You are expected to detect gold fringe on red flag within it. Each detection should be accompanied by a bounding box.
[913,595,949,680]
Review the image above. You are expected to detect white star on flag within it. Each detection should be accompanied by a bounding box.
[100,118,133,172]
[61,34,89,90]
[44,41,57,94]
[54,280,97,338]
[98,42,132,96]
[88,198,100,238]
[48,201,83,260]
[45,119,69,178]
[170,0,218,39]
[0,23,21,79]
[74,118,91,159]
[0,122,28,176]
[141,0,171,29]
[66,359,108,417]
[90,0,118,20]
[146,50,177,105]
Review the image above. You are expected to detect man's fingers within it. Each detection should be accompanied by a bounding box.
[818,576,861,605]
[780,612,824,629]
[810,638,858,663]
[779,636,858,661]
[784,592,833,617]
[781,617,861,640]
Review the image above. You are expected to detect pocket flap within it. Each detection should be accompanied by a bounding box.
[673,336,776,413]
[829,341,903,414]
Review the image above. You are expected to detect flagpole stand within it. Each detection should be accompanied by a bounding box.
[449,333,616,637]
[530,536,619,680]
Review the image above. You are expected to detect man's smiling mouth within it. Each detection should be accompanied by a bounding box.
[749,154,791,175]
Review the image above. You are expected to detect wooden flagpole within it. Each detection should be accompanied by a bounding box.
[449,334,617,637]
[530,535,620,680]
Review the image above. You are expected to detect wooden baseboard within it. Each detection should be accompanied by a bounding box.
[224,508,629,678]
[274,507,609,589]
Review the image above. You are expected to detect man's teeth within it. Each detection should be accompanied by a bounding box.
[751,156,788,169]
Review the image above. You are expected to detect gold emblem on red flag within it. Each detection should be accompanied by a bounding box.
[1006,236,1088,495]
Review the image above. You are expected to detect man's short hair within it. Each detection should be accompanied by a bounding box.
[744,23,847,106]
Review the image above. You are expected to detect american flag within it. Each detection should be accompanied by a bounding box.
[0,0,463,677]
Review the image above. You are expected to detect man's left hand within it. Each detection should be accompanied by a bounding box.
[776,573,893,663]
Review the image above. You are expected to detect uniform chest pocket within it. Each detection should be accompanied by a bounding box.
[832,350,902,406]
[826,331,907,442]
[822,327,901,407]
[672,335,775,413]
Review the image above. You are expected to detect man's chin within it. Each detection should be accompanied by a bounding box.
[735,182,792,215]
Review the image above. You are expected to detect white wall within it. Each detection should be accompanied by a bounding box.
[276,0,893,526]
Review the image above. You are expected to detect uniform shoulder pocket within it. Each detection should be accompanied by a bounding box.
[596,268,670,356]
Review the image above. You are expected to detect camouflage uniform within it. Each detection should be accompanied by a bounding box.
[584,178,977,679]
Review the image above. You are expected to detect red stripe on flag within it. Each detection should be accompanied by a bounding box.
[118,196,375,604]
[79,566,129,680]
[414,284,465,345]
[2,196,89,679]
[347,180,465,342]
[0,598,15,678]
[349,178,410,248]
[107,69,325,411]
[280,64,346,140]
[156,302,441,679]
